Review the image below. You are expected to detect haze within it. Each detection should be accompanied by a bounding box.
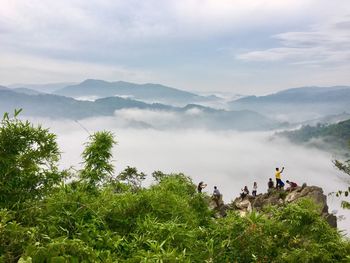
[1,1,350,94]
[26,116,350,235]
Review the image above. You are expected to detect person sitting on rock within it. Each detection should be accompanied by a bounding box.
[212,186,222,207]
[268,178,274,190]
[275,167,285,189]
[286,180,298,191]
[197,181,207,193]
[240,186,249,199]
[252,182,257,197]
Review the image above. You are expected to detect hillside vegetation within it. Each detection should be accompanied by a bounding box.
[1,113,350,262]
[278,119,350,156]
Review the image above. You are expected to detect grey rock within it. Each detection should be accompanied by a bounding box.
[226,185,337,228]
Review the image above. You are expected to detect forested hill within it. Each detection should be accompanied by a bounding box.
[278,119,350,155]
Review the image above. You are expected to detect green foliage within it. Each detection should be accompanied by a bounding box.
[80,131,116,187]
[23,238,101,263]
[152,170,169,182]
[0,209,37,263]
[279,119,350,155]
[117,166,146,190]
[334,144,350,209]
[210,199,350,263]
[0,111,63,209]
[1,116,350,262]
[334,159,350,176]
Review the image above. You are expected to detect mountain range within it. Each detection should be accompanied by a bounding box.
[0,86,278,131]
[229,86,350,122]
[2,80,350,129]
[9,82,75,93]
[53,79,220,106]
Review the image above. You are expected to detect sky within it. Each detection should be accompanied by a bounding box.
[1,0,350,94]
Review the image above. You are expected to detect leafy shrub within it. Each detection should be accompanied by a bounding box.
[1,116,350,262]
[0,210,37,263]
[0,111,63,209]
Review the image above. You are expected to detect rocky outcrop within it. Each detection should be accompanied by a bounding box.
[226,184,337,228]
[209,195,228,218]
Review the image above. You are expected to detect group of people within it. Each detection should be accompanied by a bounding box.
[198,166,299,202]
[240,182,257,199]
[270,167,298,191]
[198,182,222,206]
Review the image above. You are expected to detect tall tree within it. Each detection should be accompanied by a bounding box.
[80,131,116,187]
[0,110,62,209]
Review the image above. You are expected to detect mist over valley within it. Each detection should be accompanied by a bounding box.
[6,79,349,234]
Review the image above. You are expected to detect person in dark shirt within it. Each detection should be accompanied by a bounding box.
[286,180,298,191]
[197,181,207,193]
[240,186,249,199]
[268,178,274,189]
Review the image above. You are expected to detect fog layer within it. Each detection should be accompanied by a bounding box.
[30,116,350,235]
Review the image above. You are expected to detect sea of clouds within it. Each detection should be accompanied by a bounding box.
[27,113,350,235]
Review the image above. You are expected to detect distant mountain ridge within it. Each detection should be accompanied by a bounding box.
[9,82,76,93]
[233,86,350,103]
[12,88,44,95]
[229,86,350,122]
[54,79,219,105]
[0,87,279,131]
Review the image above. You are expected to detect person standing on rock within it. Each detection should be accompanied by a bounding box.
[275,167,285,189]
[252,182,257,197]
[286,180,297,191]
[240,186,249,199]
[212,186,222,207]
[268,178,274,189]
[197,181,207,193]
[213,186,221,198]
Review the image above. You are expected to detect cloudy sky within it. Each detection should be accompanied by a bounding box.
[1,0,350,94]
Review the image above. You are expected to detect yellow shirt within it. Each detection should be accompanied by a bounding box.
[275,171,281,179]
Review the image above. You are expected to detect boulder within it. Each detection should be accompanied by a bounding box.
[227,185,337,228]
[285,186,328,213]
[209,194,227,218]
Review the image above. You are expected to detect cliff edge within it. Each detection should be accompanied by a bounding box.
[211,184,337,228]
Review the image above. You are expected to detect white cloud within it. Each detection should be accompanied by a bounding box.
[0,51,154,85]
[185,107,203,116]
[75,96,100,101]
[237,17,350,65]
[0,0,315,42]
[1,0,344,59]
[26,116,350,234]
[114,108,179,126]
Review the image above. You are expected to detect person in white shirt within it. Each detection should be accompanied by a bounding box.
[252,182,257,197]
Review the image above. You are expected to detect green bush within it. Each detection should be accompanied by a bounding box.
[1,116,350,262]
[0,112,63,209]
